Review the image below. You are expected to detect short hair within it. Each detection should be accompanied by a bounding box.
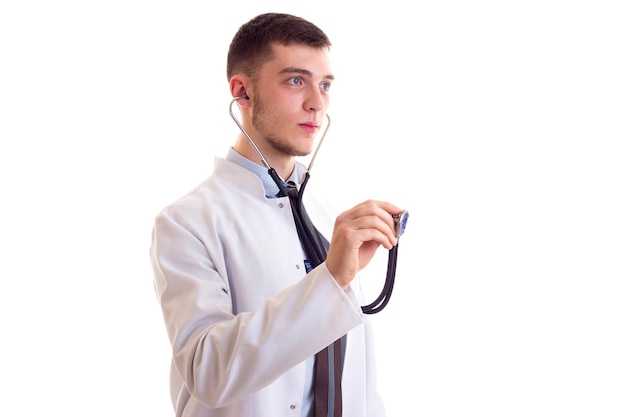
[226,13,332,81]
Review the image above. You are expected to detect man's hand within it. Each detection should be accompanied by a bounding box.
[325,200,403,288]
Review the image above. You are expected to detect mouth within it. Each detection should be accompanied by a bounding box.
[299,122,319,135]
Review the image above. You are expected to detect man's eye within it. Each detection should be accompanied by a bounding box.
[289,77,302,86]
[320,82,331,91]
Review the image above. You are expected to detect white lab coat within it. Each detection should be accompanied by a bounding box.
[150,158,387,417]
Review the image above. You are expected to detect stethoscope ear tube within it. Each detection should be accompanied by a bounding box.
[229,95,330,178]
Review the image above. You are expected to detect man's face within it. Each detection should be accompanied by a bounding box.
[248,43,333,158]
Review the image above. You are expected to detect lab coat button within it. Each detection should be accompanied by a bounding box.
[295,264,300,269]
[290,404,296,410]
[278,202,284,208]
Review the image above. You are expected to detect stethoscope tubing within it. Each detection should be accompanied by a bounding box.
[228,95,400,314]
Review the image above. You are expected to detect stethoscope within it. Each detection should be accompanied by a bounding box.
[229,94,408,314]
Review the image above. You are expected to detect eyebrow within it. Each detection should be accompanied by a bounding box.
[279,67,335,81]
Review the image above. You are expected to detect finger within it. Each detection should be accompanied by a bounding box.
[346,203,400,245]
[335,215,397,250]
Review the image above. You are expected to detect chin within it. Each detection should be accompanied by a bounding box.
[293,150,312,158]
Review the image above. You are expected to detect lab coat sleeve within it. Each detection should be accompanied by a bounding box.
[150,210,364,409]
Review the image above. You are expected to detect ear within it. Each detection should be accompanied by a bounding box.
[229,75,250,105]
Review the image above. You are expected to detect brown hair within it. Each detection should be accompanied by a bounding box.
[226,13,331,81]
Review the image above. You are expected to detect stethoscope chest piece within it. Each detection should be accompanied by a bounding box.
[393,210,409,239]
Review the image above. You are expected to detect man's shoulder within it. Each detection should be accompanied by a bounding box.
[156,160,266,220]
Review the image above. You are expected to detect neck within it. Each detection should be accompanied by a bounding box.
[233,134,295,180]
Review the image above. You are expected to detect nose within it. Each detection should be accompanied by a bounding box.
[303,87,325,112]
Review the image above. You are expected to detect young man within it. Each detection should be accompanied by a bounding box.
[150,12,401,417]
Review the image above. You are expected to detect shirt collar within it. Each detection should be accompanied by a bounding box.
[226,147,301,198]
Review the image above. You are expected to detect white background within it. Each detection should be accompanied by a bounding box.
[1,1,625,416]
